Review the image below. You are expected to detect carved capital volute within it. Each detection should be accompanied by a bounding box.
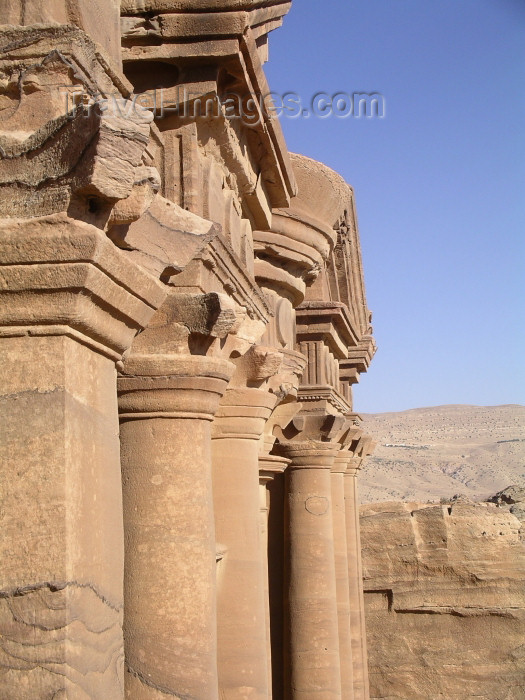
[343,432,376,477]
[274,412,349,445]
[228,345,284,388]
[120,290,243,364]
[261,400,303,456]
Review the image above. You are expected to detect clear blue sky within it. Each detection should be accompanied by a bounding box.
[265,0,525,413]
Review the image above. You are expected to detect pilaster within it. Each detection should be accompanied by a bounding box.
[0,218,166,698]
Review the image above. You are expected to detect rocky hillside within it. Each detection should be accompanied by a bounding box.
[359,404,525,503]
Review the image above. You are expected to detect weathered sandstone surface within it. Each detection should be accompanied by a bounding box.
[360,499,525,700]
[360,404,525,503]
[0,2,377,697]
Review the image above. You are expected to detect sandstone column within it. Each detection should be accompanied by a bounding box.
[212,387,279,700]
[259,465,274,699]
[119,356,234,699]
[332,454,355,700]
[0,216,166,697]
[344,459,370,700]
[280,440,342,700]
[260,454,291,699]
[117,292,239,699]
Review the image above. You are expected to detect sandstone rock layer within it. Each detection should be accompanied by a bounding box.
[361,500,525,700]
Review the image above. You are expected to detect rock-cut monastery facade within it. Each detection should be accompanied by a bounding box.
[0,1,377,698]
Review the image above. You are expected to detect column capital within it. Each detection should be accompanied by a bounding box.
[345,457,364,478]
[332,452,351,474]
[213,387,279,441]
[275,410,351,444]
[0,215,166,360]
[276,441,340,470]
[259,454,290,484]
[118,354,235,421]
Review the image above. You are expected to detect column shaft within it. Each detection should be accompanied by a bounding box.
[266,467,287,700]
[118,357,233,699]
[260,474,273,700]
[260,455,291,700]
[331,463,355,700]
[212,388,277,700]
[283,443,342,700]
[344,469,369,700]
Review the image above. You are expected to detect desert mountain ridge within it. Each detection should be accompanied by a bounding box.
[359,403,525,504]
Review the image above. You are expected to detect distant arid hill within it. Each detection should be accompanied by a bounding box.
[359,405,525,503]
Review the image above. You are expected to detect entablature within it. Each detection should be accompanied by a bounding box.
[120,21,296,223]
[344,335,377,374]
[120,0,292,63]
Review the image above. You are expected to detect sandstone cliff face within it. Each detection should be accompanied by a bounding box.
[360,500,525,700]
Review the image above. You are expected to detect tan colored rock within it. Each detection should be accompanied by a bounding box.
[360,500,525,700]
[0,0,122,67]
[0,217,166,697]
[120,0,292,63]
[0,4,377,699]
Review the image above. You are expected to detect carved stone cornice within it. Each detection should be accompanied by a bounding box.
[344,335,377,375]
[297,385,351,416]
[169,233,271,325]
[121,0,292,65]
